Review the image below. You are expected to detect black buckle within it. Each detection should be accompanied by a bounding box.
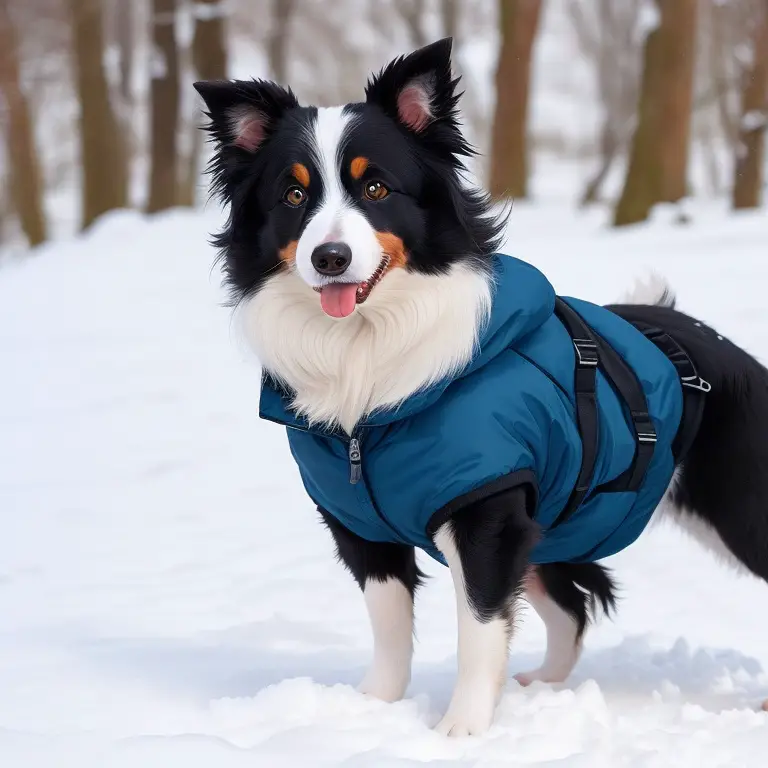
[573,339,599,367]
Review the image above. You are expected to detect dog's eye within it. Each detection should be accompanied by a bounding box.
[283,186,307,207]
[363,180,389,202]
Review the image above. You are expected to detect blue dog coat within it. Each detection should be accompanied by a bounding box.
[259,255,684,564]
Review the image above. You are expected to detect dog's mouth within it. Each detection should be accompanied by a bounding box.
[313,255,391,318]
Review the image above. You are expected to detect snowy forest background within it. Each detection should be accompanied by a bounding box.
[0,0,766,254]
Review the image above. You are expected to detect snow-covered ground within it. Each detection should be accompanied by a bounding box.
[2,201,768,766]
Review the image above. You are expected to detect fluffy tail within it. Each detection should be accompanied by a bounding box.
[620,273,676,308]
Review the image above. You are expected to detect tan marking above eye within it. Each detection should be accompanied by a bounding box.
[350,156,369,180]
[284,186,307,206]
[364,180,389,201]
[291,162,310,188]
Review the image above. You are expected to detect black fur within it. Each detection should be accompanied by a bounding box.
[320,507,425,597]
[537,562,617,639]
[446,488,540,623]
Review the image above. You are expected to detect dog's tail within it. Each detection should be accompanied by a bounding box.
[619,273,676,308]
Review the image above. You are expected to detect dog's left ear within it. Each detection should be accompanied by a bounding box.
[365,38,459,136]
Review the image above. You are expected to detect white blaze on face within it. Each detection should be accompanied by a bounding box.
[295,107,382,295]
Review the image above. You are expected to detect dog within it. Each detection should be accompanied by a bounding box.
[195,39,768,736]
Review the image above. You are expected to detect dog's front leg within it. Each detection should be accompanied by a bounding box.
[432,486,537,736]
[319,508,423,702]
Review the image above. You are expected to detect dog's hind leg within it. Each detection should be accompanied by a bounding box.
[320,508,424,703]
[515,563,616,686]
[432,486,538,736]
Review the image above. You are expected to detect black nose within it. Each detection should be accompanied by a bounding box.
[311,242,351,276]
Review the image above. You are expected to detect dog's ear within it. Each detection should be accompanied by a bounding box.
[194,79,298,153]
[365,38,459,135]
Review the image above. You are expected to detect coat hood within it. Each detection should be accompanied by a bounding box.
[259,255,556,431]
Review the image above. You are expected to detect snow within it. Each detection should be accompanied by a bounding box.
[741,110,767,132]
[2,201,768,766]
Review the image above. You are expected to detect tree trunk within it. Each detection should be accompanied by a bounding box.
[267,0,296,84]
[146,0,181,213]
[0,0,48,246]
[441,0,458,39]
[398,0,428,49]
[614,0,698,226]
[489,0,543,200]
[115,0,134,108]
[179,0,228,207]
[70,0,128,230]
[657,0,697,203]
[579,118,620,207]
[733,6,768,210]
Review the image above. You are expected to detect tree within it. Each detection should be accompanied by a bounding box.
[489,0,544,200]
[180,0,229,206]
[614,0,698,227]
[147,0,181,213]
[733,2,768,209]
[0,0,47,246]
[397,0,428,48]
[267,0,297,84]
[70,0,128,229]
[567,0,644,207]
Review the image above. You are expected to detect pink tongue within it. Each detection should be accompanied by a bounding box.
[320,283,359,318]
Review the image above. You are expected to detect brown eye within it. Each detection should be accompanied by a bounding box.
[363,180,389,201]
[284,186,307,206]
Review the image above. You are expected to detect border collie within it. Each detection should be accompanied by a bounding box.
[195,39,768,736]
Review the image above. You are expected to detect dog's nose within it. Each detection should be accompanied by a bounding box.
[311,242,351,277]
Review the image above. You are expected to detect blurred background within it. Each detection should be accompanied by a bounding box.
[0,0,765,256]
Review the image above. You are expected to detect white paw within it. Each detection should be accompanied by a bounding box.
[513,668,567,687]
[435,690,496,737]
[357,667,409,703]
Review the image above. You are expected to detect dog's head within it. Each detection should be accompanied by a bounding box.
[195,39,502,319]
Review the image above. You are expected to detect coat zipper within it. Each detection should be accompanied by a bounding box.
[348,435,362,484]
[265,413,402,539]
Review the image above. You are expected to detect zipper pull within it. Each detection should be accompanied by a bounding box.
[349,438,362,484]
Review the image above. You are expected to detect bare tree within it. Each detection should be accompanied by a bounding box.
[179,0,229,206]
[567,0,644,206]
[70,0,128,229]
[146,0,180,213]
[397,0,428,48]
[267,0,297,84]
[614,0,698,227]
[0,0,47,246]
[115,0,134,108]
[441,0,459,40]
[733,1,768,209]
[489,0,544,200]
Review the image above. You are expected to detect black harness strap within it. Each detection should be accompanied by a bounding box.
[553,299,600,526]
[589,326,658,494]
[553,298,658,525]
[628,323,710,464]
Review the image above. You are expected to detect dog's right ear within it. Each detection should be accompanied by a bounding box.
[194,79,299,153]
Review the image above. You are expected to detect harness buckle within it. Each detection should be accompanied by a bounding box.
[632,411,658,444]
[681,375,712,393]
[573,339,599,367]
